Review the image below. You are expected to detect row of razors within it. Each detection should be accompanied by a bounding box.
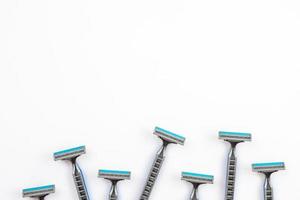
[22,126,286,200]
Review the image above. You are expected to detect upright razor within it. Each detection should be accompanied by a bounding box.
[252,162,285,200]
[22,185,55,200]
[219,131,251,200]
[54,145,90,200]
[181,172,214,200]
[140,127,185,200]
[98,169,131,200]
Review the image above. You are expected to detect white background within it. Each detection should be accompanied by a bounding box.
[1,0,300,199]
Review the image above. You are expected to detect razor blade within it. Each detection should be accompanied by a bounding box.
[182,172,214,184]
[154,126,185,145]
[219,131,251,143]
[54,145,86,161]
[252,162,285,173]
[23,185,55,198]
[98,169,131,181]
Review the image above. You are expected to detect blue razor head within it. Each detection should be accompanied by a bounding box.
[181,172,214,184]
[98,169,131,180]
[154,127,185,145]
[23,185,55,198]
[53,145,86,161]
[252,162,285,173]
[219,131,251,142]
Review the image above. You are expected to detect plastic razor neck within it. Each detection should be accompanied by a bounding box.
[264,173,273,200]
[156,140,169,157]
[71,158,81,175]
[264,176,271,188]
[39,195,46,200]
[70,157,78,164]
[190,184,200,200]
[109,180,119,200]
[228,143,238,157]
[264,173,272,189]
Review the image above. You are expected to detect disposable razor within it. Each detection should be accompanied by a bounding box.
[53,145,90,200]
[252,162,285,200]
[98,169,131,200]
[181,172,214,200]
[22,185,55,200]
[140,126,185,200]
[219,131,251,200]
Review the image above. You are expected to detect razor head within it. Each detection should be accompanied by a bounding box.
[219,131,251,143]
[181,172,214,185]
[98,169,131,181]
[54,145,86,161]
[23,185,55,198]
[252,162,285,173]
[154,127,185,145]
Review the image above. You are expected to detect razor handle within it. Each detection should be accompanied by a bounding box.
[225,149,236,200]
[72,162,90,200]
[264,177,273,200]
[140,147,166,200]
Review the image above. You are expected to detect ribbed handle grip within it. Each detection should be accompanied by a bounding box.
[140,154,165,200]
[73,165,90,200]
[225,156,236,200]
[264,185,273,200]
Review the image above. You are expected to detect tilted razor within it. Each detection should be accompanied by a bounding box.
[219,131,251,200]
[140,127,185,200]
[252,162,285,200]
[181,172,214,200]
[54,145,90,200]
[22,185,55,200]
[98,169,131,200]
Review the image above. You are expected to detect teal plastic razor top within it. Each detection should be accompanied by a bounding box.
[252,162,285,173]
[155,127,185,140]
[23,185,55,197]
[99,169,131,175]
[219,131,251,138]
[54,145,85,156]
[219,131,251,142]
[98,169,131,180]
[23,185,55,193]
[252,162,285,168]
[155,126,186,144]
[182,172,214,180]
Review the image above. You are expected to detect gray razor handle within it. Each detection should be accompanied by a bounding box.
[72,163,90,200]
[225,150,236,200]
[109,182,118,200]
[264,177,273,200]
[140,151,165,200]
